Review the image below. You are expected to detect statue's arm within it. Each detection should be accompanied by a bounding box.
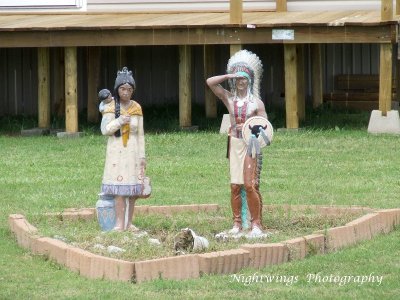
[101,112,122,136]
[206,74,235,108]
[256,99,268,119]
[137,115,145,159]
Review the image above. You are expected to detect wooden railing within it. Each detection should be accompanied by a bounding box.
[276,0,287,12]
[229,0,400,23]
[381,0,393,20]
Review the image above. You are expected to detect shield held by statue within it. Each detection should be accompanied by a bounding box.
[242,116,274,148]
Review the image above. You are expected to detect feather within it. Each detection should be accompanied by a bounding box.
[227,50,263,100]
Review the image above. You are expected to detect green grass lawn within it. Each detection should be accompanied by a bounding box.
[1,122,399,299]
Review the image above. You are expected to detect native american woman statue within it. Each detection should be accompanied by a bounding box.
[99,67,148,231]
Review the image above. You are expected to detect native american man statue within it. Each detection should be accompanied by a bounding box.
[207,50,273,238]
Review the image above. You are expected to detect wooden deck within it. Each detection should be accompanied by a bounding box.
[0,11,396,29]
[1,5,399,131]
[0,11,399,47]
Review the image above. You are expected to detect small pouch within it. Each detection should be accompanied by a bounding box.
[139,176,151,199]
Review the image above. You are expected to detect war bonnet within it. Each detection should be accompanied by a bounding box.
[226,50,263,100]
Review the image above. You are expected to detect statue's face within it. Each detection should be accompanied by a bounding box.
[118,83,134,101]
[235,77,249,92]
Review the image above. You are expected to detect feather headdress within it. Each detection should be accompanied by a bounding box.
[227,50,263,100]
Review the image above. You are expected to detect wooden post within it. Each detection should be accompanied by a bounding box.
[276,0,287,12]
[179,45,191,127]
[230,44,242,57]
[397,0,400,15]
[284,44,299,129]
[381,0,393,21]
[396,44,400,105]
[311,44,323,108]
[87,47,101,123]
[204,45,217,118]
[37,47,50,129]
[379,43,393,115]
[230,0,243,24]
[64,47,78,133]
[296,45,305,121]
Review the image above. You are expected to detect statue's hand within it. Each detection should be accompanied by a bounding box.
[118,115,131,125]
[140,158,147,170]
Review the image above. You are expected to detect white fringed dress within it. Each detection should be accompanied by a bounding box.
[100,100,145,197]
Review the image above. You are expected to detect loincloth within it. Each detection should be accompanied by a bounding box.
[229,136,247,184]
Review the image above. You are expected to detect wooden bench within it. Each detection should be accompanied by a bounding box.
[323,74,398,111]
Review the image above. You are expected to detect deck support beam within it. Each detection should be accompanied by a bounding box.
[64,46,78,133]
[0,25,395,48]
[379,43,393,115]
[396,44,400,105]
[311,44,323,109]
[87,47,101,123]
[38,47,50,129]
[204,45,217,118]
[367,42,400,134]
[179,45,192,128]
[284,44,299,129]
[230,44,242,57]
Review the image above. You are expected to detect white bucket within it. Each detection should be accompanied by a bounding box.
[193,235,209,251]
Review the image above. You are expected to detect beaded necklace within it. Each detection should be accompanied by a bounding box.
[233,94,251,138]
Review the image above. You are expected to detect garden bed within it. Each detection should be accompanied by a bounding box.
[28,205,363,262]
[9,204,399,283]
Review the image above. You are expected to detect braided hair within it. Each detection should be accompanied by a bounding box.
[114,93,122,137]
[113,67,136,137]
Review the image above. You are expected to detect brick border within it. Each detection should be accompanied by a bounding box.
[8,205,400,284]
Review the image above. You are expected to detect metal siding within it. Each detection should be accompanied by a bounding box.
[7,49,24,116]
[25,48,38,116]
[323,43,381,93]
[78,47,86,113]
[0,44,384,117]
[361,44,371,74]
[192,45,203,105]
[370,44,379,74]
[0,49,7,116]
[100,46,180,107]
[50,47,65,117]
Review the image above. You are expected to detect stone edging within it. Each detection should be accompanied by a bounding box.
[8,204,400,283]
